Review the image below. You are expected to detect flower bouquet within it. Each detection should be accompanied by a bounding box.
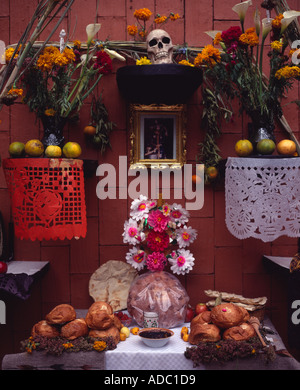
[123,195,197,275]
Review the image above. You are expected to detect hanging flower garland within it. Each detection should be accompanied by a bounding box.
[123,195,197,275]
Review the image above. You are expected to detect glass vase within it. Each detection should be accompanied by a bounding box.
[41,115,66,147]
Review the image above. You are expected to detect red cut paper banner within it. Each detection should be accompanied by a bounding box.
[2,158,87,241]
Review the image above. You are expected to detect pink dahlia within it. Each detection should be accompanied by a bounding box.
[147,231,169,252]
[147,209,169,232]
[146,252,167,271]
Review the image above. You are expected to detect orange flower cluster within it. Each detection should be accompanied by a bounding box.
[194,45,221,68]
[275,65,300,79]
[239,27,259,47]
[272,13,284,29]
[36,46,75,72]
[133,8,152,21]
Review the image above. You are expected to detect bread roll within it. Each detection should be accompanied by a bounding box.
[31,320,60,338]
[223,323,255,341]
[85,301,114,330]
[60,318,89,340]
[210,303,246,329]
[188,323,221,344]
[191,310,212,327]
[45,304,76,325]
[89,326,120,344]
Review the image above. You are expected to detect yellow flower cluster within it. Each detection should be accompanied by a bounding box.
[194,45,221,68]
[127,25,138,36]
[170,13,180,21]
[154,15,167,24]
[275,66,300,79]
[136,56,152,65]
[36,46,75,72]
[271,40,283,52]
[213,32,223,46]
[93,340,107,352]
[239,27,259,47]
[5,47,19,63]
[178,59,194,67]
[62,342,74,349]
[44,108,56,116]
[133,8,152,21]
[272,13,284,29]
[7,88,23,97]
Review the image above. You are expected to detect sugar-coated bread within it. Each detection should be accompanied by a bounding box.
[85,301,114,330]
[127,271,189,328]
[60,318,89,340]
[223,322,256,341]
[89,326,120,344]
[210,303,246,329]
[188,323,221,344]
[45,304,76,325]
[31,320,60,338]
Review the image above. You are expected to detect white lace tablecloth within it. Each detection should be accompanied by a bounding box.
[225,157,300,242]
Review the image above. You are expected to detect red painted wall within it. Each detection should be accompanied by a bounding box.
[0,0,299,363]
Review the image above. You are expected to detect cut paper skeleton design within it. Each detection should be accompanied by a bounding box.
[146,29,173,64]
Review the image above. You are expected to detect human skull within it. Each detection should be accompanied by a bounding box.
[146,29,173,64]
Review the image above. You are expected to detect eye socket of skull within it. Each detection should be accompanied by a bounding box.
[149,38,158,47]
[162,37,170,44]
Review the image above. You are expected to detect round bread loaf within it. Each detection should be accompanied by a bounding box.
[31,320,60,338]
[188,323,221,344]
[85,301,114,330]
[191,310,212,327]
[45,304,76,325]
[210,303,246,329]
[60,318,89,340]
[223,322,256,341]
[89,326,120,344]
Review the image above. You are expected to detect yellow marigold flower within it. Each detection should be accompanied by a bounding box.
[154,15,167,24]
[44,108,56,116]
[133,8,152,21]
[5,47,18,63]
[127,25,138,36]
[272,14,284,29]
[139,30,146,38]
[275,65,300,79]
[178,59,194,67]
[251,348,256,354]
[170,13,180,21]
[213,32,223,45]
[62,342,74,349]
[93,340,107,352]
[136,56,152,65]
[239,29,259,47]
[7,88,23,97]
[73,40,81,49]
[194,45,221,68]
[271,40,283,51]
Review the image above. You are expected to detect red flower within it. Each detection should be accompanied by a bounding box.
[147,231,169,252]
[94,50,113,74]
[221,26,242,47]
[147,209,169,232]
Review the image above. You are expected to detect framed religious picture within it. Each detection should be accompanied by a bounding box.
[129,104,187,168]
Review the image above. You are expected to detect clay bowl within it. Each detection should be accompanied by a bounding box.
[138,327,174,348]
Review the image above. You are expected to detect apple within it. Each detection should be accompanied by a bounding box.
[195,303,208,315]
[0,261,8,274]
[185,305,195,322]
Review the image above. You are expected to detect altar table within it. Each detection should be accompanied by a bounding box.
[2,313,300,370]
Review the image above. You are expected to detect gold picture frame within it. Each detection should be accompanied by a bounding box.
[129,104,187,168]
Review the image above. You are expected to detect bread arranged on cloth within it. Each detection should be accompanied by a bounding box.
[31,320,60,338]
[188,323,221,344]
[89,326,120,345]
[223,322,255,341]
[210,302,249,329]
[60,318,89,340]
[85,301,114,330]
[45,304,76,325]
[191,310,212,327]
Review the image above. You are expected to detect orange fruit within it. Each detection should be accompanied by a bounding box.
[206,166,218,180]
[234,139,253,157]
[9,141,25,157]
[84,125,96,136]
[45,145,62,158]
[256,139,276,155]
[119,333,127,341]
[62,142,82,158]
[182,333,189,342]
[25,139,44,157]
[277,139,297,156]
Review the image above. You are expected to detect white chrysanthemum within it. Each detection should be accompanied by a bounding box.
[122,218,144,245]
[125,247,146,271]
[176,226,198,248]
[168,249,195,275]
[169,203,190,226]
[130,195,150,220]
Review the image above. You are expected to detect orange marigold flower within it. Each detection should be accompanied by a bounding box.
[73,40,81,49]
[239,28,259,47]
[194,45,221,67]
[127,25,138,36]
[154,15,167,24]
[133,8,152,21]
[7,88,23,97]
[178,59,194,67]
[44,108,56,116]
[170,13,180,21]
[213,32,223,45]
[272,13,284,29]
